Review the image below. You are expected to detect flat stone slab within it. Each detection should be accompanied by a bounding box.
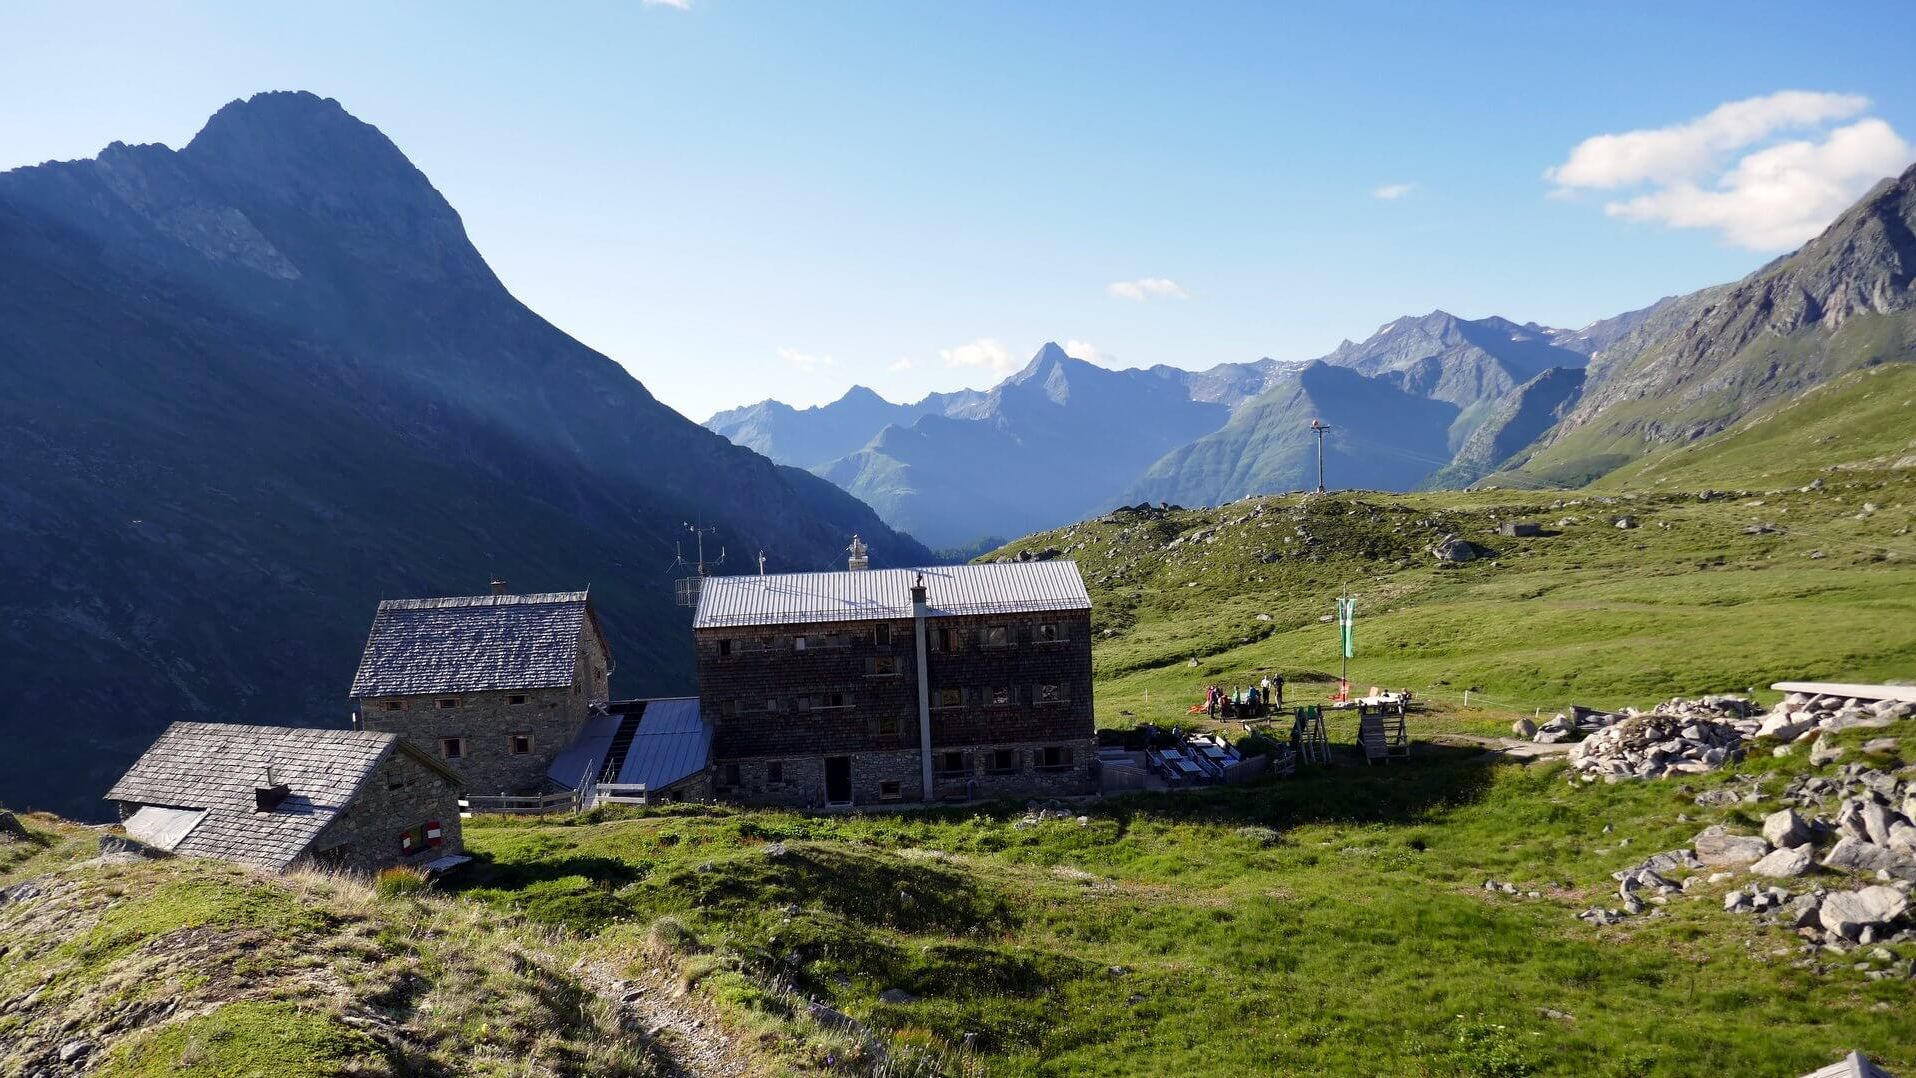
[1770,682,1916,704]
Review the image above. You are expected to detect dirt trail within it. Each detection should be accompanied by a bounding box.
[574,959,760,1077]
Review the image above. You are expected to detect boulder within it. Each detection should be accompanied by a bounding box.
[1808,737,1846,767]
[1512,718,1537,738]
[878,988,919,1004]
[1821,837,1916,881]
[1756,711,1815,741]
[1430,536,1478,563]
[1818,886,1910,940]
[1748,845,1814,879]
[0,811,25,840]
[1692,826,1770,867]
[1860,802,1896,846]
[1762,808,1813,849]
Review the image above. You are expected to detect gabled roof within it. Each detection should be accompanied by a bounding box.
[105,722,460,872]
[350,591,604,697]
[693,561,1091,629]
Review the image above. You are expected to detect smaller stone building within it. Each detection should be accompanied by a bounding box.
[105,722,465,875]
[350,588,613,795]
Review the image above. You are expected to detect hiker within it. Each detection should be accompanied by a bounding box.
[1272,673,1285,709]
[1206,684,1219,720]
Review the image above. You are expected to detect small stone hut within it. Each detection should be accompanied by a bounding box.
[105,722,464,875]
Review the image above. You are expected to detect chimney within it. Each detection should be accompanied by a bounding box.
[254,765,290,812]
[847,535,870,572]
[490,578,507,595]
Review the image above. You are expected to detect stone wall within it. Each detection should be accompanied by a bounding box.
[306,749,463,875]
[359,686,584,795]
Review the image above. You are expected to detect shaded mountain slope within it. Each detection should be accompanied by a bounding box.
[1424,366,1588,489]
[0,91,928,818]
[1122,362,1459,505]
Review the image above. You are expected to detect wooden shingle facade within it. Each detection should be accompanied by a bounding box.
[693,562,1097,807]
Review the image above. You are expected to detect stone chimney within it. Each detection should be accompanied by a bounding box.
[254,765,291,812]
[847,535,870,572]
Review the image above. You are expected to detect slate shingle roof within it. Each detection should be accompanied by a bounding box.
[105,722,458,872]
[693,562,1092,629]
[350,591,598,697]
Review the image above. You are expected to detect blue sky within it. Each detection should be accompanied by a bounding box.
[6,2,1915,420]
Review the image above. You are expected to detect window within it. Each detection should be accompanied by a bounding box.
[879,780,902,801]
[730,698,779,715]
[767,761,784,784]
[987,749,1019,774]
[381,700,404,712]
[874,624,893,647]
[981,626,1010,648]
[1035,683,1067,705]
[936,627,961,652]
[718,638,733,657]
[796,633,847,652]
[437,698,460,709]
[1036,623,1065,643]
[508,733,534,756]
[1038,746,1073,771]
[938,751,969,776]
[866,656,901,677]
[988,686,1015,707]
[877,714,901,737]
[439,737,466,760]
[386,769,408,790]
[799,692,850,711]
[933,687,964,709]
[721,763,742,787]
[507,694,527,706]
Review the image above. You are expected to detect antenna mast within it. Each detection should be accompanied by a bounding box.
[670,523,726,608]
[1309,419,1333,494]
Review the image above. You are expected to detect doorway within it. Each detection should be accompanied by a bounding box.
[824,756,852,805]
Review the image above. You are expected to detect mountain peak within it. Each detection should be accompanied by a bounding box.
[183,90,421,192]
[836,385,890,406]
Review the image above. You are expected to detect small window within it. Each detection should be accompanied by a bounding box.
[437,698,459,710]
[988,686,1014,707]
[938,751,969,776]
[874,624,893,647]
[988,749,1018,773]
[439,737,465,760]
[933,687,963,709]
[507,694,527,706]
[799,692,849,711]
[1036,623,1063,643]
[508,733,533,755]
[1035,683,1066,704]
[767,761,784,784]
[1039,746,1073,770]
[936,627,961,652]
[877,714,901,737]
[721,699,738,717]
[381,700,404,712]
[386,769,407,790]
[718,638,733,657]
[866,656,900,677]
[981,626,1010,648]
[879,780,902,801]
[721,763,742,786]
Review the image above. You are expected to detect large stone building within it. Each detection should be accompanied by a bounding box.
[692,560,1096,807]
[350,588,612,795]
[105,722,464,875]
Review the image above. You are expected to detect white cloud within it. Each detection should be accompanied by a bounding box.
[1548,90,1870,189]
[887,357,915,372]
[1371,183,1416,200]
[1549,91,1913,250]
[1106,277,1189,301]
[939,337,1015,374]
[1062,339,1111,366]
[777,346,835,374]
[642,0,691,8]
[1602,119,1912,249]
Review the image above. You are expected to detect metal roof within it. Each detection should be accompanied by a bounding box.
[1800,1052,1894,1078]
[350,591,598,697]
[105,722,459,872]
[692,561,1091,629]
[614,698,711,790]
[546,712,621,790]
[122,805,208,851]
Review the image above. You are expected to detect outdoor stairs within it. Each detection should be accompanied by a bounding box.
[1359,711,1410,764]
[598,708,645,784]
[1295,706,1332,766]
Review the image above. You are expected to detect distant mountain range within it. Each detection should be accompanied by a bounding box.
[708,162,1916,544]
[0,92,929,818]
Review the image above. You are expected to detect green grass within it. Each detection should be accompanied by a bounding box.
[94,1001,384,1077]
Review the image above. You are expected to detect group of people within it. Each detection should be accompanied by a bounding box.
[1203,673,1284,719]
